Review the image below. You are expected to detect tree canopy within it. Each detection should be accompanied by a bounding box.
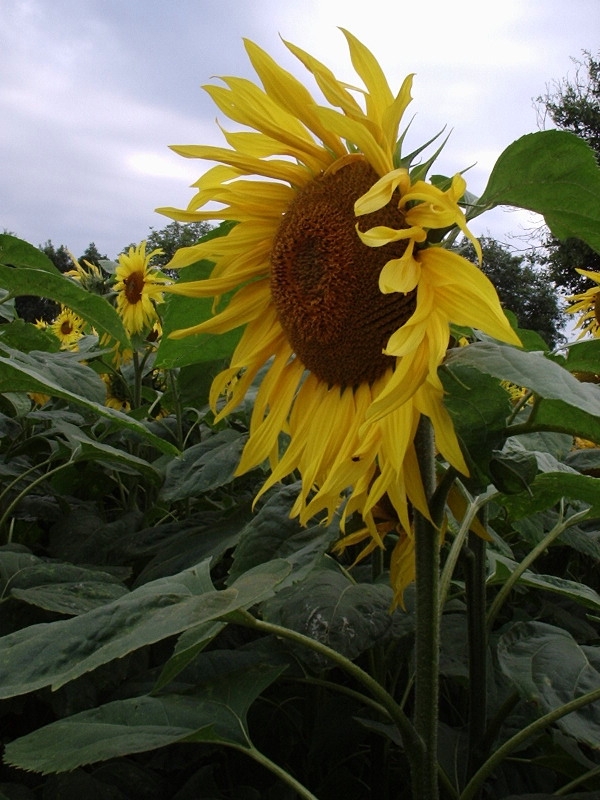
[536,51,600,295]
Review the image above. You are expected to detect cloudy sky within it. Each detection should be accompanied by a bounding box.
[1,0,598,259]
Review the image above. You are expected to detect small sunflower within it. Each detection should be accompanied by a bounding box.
[567,268,600,338]
[159,31,520,598]
[113,242,169,336]
[50,306,85,350]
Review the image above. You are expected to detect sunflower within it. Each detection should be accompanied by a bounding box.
[113,242,169,336]
[158,31,520,598]
[50,306,85,350]
[567,268,600,338]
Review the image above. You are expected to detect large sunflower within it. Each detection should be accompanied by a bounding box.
[159,31,520,595]
[567,268,600,338]
[113,242,169,336]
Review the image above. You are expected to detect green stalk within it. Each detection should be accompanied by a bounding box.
[486,505,591,633]
[459,686,600,800]
[232,610,424,766]
[0,460,74,540]
[464,530,487,776]
[412,417,440,800]
[244,743,320,800]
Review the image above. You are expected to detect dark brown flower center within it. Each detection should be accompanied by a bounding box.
[60,320,74,335]
[270,157,416,387]
[124,271,145,304]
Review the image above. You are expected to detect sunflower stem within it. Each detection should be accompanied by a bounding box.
[413,417,440,800]
[464,528,487,778]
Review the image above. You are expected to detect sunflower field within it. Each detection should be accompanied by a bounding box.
[1,31,600,800]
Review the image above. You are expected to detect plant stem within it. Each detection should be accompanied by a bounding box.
[485,505,591,633]
[242,743,320,800]
[0,460,73,540]
[459,685,600,800]
[464,530,487,778]
[413,417,440,800]
[232,610,424,765]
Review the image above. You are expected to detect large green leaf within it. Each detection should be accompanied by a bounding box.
[478,130,600,253]
[497,621,600,749]
[0,344,179,455]
[0,265,130,351]
[228,482,338,583]
[0,234,61,272]
[50,420,162,485]
[0,558,291,697]
[262,567,393,669]
[445,341,600,442]
[4,652,285,774]
[446,342,600,416]
[499,472,600,518]
[488,553,600,612]
[159,428,247,502]
[0,550,128,615]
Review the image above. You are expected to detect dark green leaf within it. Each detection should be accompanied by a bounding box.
[0,234,59,272]
[441,360,512,487]
[446,342,600,417]
[156,222,242,369]
[478,131,600,253]
[488,552,600,611]
[497,621,600,749]
[4,654,285,773]
[159,428,247,501]
[0,344,179,455]
[0,558,291,697]
[499,472,600,518]
[228,482,337,583]
[489,450,539,494]
[0,263,130,349]
[263,567,393,668]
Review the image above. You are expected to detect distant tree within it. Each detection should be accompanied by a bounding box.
[535,51,600,295]
[121,221,213,267]
[78,242,108,268]
[39,240,72,273]
[457,236,565,348]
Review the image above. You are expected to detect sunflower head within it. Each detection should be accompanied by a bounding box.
[50,306,85,350]
[158,31,520,601]
[113,242,169,337]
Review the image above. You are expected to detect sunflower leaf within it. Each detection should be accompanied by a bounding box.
[478,130,600,254]
[497,621,600,749]
[3,653,285,774]
[0,255,130,351]
[0,344,179,455]
[0,558,292,698]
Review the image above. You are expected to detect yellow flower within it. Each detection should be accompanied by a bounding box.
[50,306,85,350]
[158,31,520,599]
[567,268,600,338]
[113,242,169,336]
[66,255,109,295]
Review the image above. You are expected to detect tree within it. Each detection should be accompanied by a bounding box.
[39,240,72,274]
[536,51,600,295]
[78,242,108,267]
[121,221,213,267]
[457,236,565,348]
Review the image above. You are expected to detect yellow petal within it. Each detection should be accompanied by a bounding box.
[378,240,422,294]
[354,167,410,215]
